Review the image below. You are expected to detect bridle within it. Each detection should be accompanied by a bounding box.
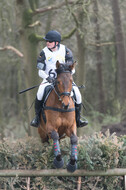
[54,71,72,109]
[44,69,75,112]
[54,82,71,100]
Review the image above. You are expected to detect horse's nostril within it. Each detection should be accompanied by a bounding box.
[62,103,69,110]
[65,105,68,109]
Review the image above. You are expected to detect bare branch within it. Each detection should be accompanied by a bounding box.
[88,41,120,47]
[34,0,74,15]
[62,27,77,40]
[0,45,24,58]
[65,0,79,27]
[28,21,41,28]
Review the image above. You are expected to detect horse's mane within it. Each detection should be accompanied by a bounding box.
[55,63,72,75]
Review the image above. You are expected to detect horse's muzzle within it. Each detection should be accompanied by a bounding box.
[59,91,71,110]
[62,102,70,110]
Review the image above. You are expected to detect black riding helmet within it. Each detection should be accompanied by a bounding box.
[43,30,61,43]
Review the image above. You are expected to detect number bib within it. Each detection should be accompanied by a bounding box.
[43,44,66,78]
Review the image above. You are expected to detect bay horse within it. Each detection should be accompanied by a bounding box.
[38,61,78,172]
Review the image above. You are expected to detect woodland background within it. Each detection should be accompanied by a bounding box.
[0,0,126,139]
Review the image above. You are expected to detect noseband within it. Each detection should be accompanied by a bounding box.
[57,91,71,98]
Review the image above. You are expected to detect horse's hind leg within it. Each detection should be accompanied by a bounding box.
[51,130,64,168]
[67,133,78,173]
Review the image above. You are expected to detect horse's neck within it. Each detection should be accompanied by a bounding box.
[46,90,60,106]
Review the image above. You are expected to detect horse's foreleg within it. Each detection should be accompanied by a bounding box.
[51,130,64,168]
[67,133,78,173]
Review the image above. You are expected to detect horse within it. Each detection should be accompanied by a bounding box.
[38,61,78,172]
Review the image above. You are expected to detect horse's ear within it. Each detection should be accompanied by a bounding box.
[56,60,60,68]
[69,61,77,71]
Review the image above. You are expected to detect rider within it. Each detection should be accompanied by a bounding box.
[30,30,88,128]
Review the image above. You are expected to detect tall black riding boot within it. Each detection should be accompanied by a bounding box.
[75,103,88,128]
[30,98,43,127]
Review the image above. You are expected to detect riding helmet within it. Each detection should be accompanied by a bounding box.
[43,30,61,43]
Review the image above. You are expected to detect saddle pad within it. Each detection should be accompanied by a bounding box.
[41,85,53,123]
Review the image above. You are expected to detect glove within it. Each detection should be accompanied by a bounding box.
[46,76,55,83]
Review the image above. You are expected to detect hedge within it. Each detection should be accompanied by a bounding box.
[0,131,126,189]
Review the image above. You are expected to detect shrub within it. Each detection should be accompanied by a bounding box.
[0,132,125,189]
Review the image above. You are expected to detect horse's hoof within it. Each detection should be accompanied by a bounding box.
[67,159,77,173]
[67,162,77,173]
[53,154,64,169]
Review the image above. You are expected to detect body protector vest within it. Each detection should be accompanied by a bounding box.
[43,44,65,78]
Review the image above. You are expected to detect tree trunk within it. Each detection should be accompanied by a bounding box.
[45,0,53,33]
[75,11,86,137]
[76,12,86,85]
[16,0,39,136]
[93,0,105,116]
[110,0,126,123]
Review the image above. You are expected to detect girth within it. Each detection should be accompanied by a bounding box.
[44,106,75,112]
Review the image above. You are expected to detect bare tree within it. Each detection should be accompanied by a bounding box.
[16,0,40,136]
[93,0,105,116]
[110,0,126,123]
[15,0,76,136]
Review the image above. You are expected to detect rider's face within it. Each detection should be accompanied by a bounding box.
[46,41,58,51]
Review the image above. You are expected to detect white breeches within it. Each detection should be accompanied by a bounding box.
[37,80,51,101]
[72,85,82,104]
[37,80,82,104]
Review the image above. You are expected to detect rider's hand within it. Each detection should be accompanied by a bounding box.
[46,76,55,83]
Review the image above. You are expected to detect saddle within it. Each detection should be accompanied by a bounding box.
[41,85,53,123]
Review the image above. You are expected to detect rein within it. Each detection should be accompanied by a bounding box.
[44,69,75,113]
[44,84,75,113]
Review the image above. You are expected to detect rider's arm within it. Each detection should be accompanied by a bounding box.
[37,50,48,79]
[65,47,75,74]
[38,70,48,79]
